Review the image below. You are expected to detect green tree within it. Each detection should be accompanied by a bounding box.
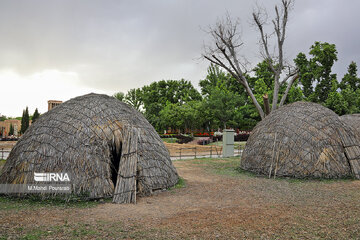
[113,92,125,101]
[341,85,359,114]
[325,79,348,115]
[294,52,314,98]
[339,62,360,114]
[9,124,14,136]
[311,42,338,103]
[32,108,40,123]
[295,42,338,103]
[20,107,30,134]
[199,64,244,96]
[248,60,303,110]
[203,1,298,119]
[203,87,244,129]
[179,101,204,132]
[124,88,143,111]
[159,102,181,131]
[340,61,360,90]
[159,101,203,133]
[141,79,202,130]
[285,83,304,104]
[200,64,257,130]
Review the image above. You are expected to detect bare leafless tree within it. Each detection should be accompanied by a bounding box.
[203,0,298,119]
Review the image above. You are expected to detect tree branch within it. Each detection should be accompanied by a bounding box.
[279,74,299,106]
[203,55,245,87]
[280,68,298,86]
[253,12,276,74]
[202,1,294,118]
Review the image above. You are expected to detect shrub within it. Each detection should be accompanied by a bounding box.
[197,137,211,145]
[175,134,194,144]
[235,131,251,141]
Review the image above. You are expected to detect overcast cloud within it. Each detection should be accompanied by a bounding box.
[0,0,359,116]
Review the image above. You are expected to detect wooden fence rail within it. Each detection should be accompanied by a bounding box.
[1,148,11,160]
[169,144,245,160]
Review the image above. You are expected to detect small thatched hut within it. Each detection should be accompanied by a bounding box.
[241,102,360,179]
[0,93,179,203]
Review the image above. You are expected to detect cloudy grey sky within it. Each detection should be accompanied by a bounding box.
[1,0,359,117]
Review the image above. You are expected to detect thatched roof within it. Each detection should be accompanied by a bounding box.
[0,93,178,203]
[340,114,360,134]
[241,102,360,179]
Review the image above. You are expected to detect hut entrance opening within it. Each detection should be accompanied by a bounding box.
[110,142,122,187]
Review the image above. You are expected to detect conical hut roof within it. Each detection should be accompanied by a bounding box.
[0,93,178,203]
[241,101,360,179]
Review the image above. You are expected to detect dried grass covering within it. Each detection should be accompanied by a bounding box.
[340,114,360,134]
[241,101,360,179]
[0,93,178,203]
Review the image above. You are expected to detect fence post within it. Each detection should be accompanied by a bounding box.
[179,148,181,160]
[194,147,197,159]
[1,148,3,159]
[210,147,212,158]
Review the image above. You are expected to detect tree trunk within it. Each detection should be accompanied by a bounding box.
[263,94,271,116]
[272,75,280,111]
[279,75,299,106]
[243,80,265,119]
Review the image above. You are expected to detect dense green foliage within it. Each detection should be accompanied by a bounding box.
[20,107,29,134]
[32,108,40,123]
[124,88,143,111]
[9,123,14,136]
[295,41,360,115]
[113,89,143,111]
[199,64,257,130]
[113,41,359,132]
[140,79,202,131]
[295,42,338,103]
[113,92,125,101]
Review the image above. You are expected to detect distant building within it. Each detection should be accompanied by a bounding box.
[48,100,63,111]
[0,99,62,138]
[0,119,21,137]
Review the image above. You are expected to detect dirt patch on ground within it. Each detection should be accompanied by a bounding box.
[1,158,360,239]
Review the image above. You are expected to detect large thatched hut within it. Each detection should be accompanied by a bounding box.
[0,93,179,203]
[241,102,360,179]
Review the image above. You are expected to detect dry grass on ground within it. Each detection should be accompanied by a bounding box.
[1,157,360,239]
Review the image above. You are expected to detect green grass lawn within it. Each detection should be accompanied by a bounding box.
[187,157,246,177]
[0,196,102,211]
